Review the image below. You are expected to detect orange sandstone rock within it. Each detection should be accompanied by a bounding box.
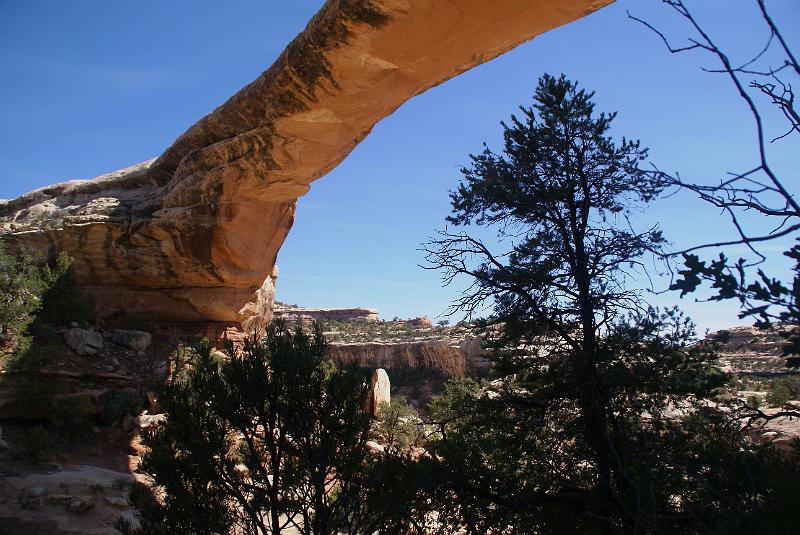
[0,0,612,328]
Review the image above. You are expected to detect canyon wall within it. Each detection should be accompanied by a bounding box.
[327,341,469,377]
[0,0,612,329]
[274,307,379,324]
[327,336,492,377]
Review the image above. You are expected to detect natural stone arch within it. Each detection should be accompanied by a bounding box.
[0,0,612,331]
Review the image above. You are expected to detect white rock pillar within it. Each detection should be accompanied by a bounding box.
[368,368,391,419]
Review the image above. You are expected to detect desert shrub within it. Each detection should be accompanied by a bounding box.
[766,377,800,407]
[51,395,96,443]
[746,394,762,409]
[426,377,482,439]
[117,325,398,535]
[142,340,176,388]
[17,425,52,463]
[100,388,143,425]
[375,397,419,449]
[12,371,70,421]
[35,251,94,327]
[0,243,93,370]
[0,240,45,354]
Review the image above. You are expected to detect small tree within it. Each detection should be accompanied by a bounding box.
[426,377,481,441]
[424,73,671,528]
[35,251,94,328]
[118,323,391,535]
[418,74,797,532]
[0,243,94,358]
[374,397,418,449]
[0,239,45,353]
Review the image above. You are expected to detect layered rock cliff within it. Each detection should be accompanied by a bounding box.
[0,0,612,329]
[326,338,492,377]
[274,306,379,325]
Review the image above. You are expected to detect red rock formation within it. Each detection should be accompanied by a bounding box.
[0,0,612,329]
[409,316,433,328]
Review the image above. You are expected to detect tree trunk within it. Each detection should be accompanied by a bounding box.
[574,246,616,531]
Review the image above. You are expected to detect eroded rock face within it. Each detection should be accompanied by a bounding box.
[327,340,473,377]
[0,0,612,328]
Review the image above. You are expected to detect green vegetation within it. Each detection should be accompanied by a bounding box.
[34,250,93,328]
[0,240,46,356]
[106,72,800,535]
[411,74,799,533]
[381,366,449,411]
[99,388,144,425]
[766,376,800,407]
[273,300,300,309]
[374,397,419,450]
[0,241,99,463]
[16,425,52,464]
[2,8,794,528]
[50,395,96,443]
[746,394,762,409]
[117,323,401,535]
[0,241,93,369]
[426,378,481,440]
[316,317,462,343]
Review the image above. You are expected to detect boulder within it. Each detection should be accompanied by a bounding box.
[365,440,385,454]
[106,496,129,508]
[759,431,779,445]
[111,329,152,352]
[64,328,103,356]
[368,368,391,419]
[124,412,167,433]
[409,316,433,328]
[67,497,94,513]
[136,413,166,430]
[46,494,76,506]
[26,486,47,498]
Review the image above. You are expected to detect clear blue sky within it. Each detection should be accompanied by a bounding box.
[1,1,798,333]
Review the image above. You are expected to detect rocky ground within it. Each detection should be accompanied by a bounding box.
[0,459,139,534]
[0,325,167,534]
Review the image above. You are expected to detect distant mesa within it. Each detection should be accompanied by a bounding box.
[0,0,612,330]
[274,306,379,326]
